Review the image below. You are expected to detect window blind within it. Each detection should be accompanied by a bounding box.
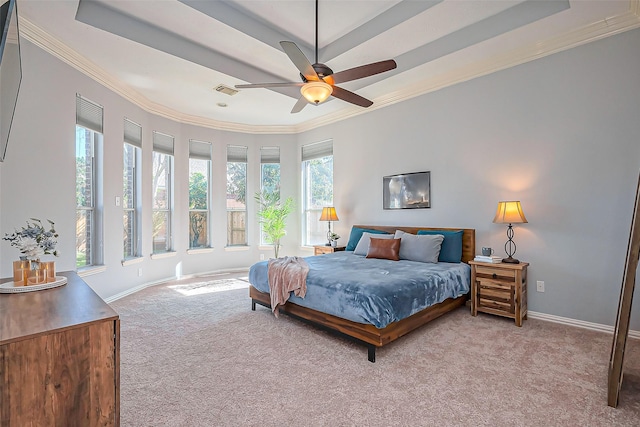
[123,118,142,148]
[189,139,212,160]
[76,94,103,133]
[301,139,332,161]
[227,145,247,163]
[152,131,174,155]
[260,146,280,163]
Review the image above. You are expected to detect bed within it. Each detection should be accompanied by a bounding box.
[249,225,476,362]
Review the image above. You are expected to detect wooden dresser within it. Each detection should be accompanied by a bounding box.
[0,272,120,426]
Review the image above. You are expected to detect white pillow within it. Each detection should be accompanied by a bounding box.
[353,232,394,256]
[394,230,444,263]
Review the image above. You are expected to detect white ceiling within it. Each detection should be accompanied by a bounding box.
[16,0,640,133]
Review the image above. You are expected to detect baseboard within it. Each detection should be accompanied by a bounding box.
[528,311,640,339]
[104,267,250,304]
[104,277,175,304]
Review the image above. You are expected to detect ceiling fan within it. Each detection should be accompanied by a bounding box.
[235,0,397,114]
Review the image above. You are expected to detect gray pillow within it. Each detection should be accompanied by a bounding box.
[394,230,444,263]
[353,232,395,256]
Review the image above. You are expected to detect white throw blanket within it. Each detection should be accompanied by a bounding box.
[267,256,309,317]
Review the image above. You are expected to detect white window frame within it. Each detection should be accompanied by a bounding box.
[189,139,212,249]
[152,131,174,254]
[301,140,333,246]
[260,146,281,246]
[123,118,142,261]
[75,94,104,269]
[226,145,248,247]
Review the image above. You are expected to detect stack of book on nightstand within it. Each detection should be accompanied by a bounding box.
[473,255,503,263]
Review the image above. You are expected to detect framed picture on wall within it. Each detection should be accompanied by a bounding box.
[383,171,431,209]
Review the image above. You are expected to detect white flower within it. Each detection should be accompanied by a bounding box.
[26,246,45,260]
[16,236,38,253]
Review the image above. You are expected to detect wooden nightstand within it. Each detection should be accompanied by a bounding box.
[469,261,529,326]
[314,245,346,255]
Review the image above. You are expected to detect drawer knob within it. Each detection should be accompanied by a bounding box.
[492,273,497,279]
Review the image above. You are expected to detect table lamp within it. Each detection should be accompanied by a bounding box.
[493,201,528,264]
[319,207,339,246]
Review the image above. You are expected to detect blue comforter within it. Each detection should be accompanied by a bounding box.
[249,251,470,329]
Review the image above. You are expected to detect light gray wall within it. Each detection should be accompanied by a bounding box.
[1,27,639,331]
[298,28,640,329]
[0,39,298,299]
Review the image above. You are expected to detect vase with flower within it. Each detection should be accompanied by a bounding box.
[3,218,59,285]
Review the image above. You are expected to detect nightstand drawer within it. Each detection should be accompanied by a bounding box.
[314,245,345,255]
[475,266,516,282]
[479,297,513,313]
[478,280,515,314]
[478,280,512,299]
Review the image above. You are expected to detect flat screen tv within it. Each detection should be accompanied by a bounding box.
[383,171,431,209]
[0,0,22,162]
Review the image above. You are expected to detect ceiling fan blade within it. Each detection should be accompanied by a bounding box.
[235,82,303,89]
[280,41,319,81]
[330,85,373,108]
[291,96,308,114]
[331,60,397,84]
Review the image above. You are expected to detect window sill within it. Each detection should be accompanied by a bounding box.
[77,265,107,277]
[258,245,274,251]
[150,251,177,260]
[300,246,315,251]
[187,247,214,255]
[224,245,250,252]
[121,257,144,266]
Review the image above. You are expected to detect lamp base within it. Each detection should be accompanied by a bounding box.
[325,243,331,246]
[502,256,520,264]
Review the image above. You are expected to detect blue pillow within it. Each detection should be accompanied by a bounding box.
[345,227,390,251]
[416,230,464,263]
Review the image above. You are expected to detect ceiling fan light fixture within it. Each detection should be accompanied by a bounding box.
[237,0,395,113]
[300,81,332,104]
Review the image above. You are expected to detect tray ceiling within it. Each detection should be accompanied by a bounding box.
[17,0,640,133]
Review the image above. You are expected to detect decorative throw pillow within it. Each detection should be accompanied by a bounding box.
[416,230,464,263]
[366,238,401,261]
[353,232,395,256]
[345,227,390,251]
[394,230,444,263]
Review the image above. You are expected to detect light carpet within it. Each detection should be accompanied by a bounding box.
[110,275,640,426]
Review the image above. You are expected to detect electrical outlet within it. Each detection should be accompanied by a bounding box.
[138,268,142,277]
[260,254,265,261]
[536,280,545,292]
[115,196,121,207]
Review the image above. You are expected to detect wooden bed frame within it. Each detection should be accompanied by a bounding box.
[250,225,476,362]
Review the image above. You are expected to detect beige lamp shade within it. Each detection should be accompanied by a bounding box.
[493,201,528,224]
[300,81,333,104]
[319,207,339,222]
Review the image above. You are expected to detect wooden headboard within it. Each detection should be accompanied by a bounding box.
[353,225,476,264]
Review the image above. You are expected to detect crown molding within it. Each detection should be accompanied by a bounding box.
[19,17,297,135]
[19,1,640,136]
[20,18,155,118]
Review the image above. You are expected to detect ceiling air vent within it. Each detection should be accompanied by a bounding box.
[214,84,239,96]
